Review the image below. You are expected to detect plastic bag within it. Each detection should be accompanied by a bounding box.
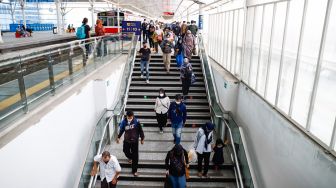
[188,149,197,163]
[176,53,183,67]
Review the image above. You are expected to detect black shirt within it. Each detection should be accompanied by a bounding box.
[139,48,151,61]
[84,25,90,39]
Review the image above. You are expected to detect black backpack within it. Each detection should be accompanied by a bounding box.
[183,64,193,78]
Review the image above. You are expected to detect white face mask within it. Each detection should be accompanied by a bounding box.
[159,93,164,97]
[176,101,181,105]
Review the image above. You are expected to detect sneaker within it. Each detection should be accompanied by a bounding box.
[133,172,139,177]
[197,172,202,178]
[140,75,144,79]
[159,130,164,134]
[203,174,210,178]
[146,80,149,84]
[128,159,132,164]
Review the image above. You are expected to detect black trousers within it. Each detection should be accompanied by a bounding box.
[123,141,139,173]
[156,112,167,131]
[182,78,191,96]
[142,31,148,42]
[101,178,116,188]
[149,37,154,48]
[197,152,211,175]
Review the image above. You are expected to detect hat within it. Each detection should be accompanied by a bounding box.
[205,122,215,131]
[183,58,189,63]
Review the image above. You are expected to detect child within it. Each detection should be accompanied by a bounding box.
[212,138,225,170]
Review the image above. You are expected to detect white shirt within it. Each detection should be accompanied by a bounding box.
[94,154,121,183]
[154,96,170,114]
[194,128,214,154]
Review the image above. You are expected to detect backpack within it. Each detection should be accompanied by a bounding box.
[163,44,172,53]
[183,64,193,78]
[188,25,198,35]
[141,22,148,30]
[76,25,86,39]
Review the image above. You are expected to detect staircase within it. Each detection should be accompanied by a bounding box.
[99,55,237,188]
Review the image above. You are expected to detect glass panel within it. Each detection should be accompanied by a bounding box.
[23,55,51,103]
[291,0,328,126]
[219,13,224,66]
[0,58,22,119]
[108,17,113,26]
[236,9,245,77]
[243,7,255,82]
[256,4,274,95]
[310,1,336,145]
[249,6,264,89]
[266,2,287,105]
[277,0,305,113]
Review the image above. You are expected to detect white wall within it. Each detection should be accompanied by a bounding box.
[211,63,336,188]
[0,59,126,188]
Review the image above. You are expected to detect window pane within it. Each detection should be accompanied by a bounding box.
[231,10,239,75]
[236,9,245,77]
[256,4,274,95]
[292,0,328,126]
[277,0,304,113]
[243,7,255,82]
[310,1,336,145]
[249,5,264,89]
[220,13,225,66]
[227,11,233,71]
[224,12,229,68]
[266,2,287,105]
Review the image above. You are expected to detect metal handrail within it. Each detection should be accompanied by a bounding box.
[85,35,138,188]
[198,34,245,188]
[0,34,120,67]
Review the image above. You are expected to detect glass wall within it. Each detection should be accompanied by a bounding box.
[207,0,336,152]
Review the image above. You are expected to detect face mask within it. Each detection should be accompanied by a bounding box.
[176,101,181,105]
[160,93,164,97]
[127,118,132,124]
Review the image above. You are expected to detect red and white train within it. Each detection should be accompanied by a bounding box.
[97,10,142,33]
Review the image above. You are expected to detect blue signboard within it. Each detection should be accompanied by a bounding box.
[199,15,204,30]
[122,21,141,35]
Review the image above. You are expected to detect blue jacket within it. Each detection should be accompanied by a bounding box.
[168,101,187,125]
[118,117,145,143]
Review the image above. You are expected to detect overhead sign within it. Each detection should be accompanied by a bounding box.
[121,21,141,35]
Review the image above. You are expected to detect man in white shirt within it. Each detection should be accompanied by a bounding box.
[91,151,121,188]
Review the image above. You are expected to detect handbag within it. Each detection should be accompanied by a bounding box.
[176,53,183,67]
[192,47,197,55]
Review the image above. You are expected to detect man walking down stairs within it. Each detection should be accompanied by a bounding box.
[100,54,237,188]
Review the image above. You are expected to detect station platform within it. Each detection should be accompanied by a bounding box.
[0,31,76,55]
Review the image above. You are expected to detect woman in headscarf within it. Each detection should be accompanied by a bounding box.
[193,122,215,178]
[165,144,189,188]
[95,19,106,57]
[182,30,196,60]
[154,88,170,134]
[153,25,163,53]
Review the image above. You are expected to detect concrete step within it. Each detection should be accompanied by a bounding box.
[137,119,211,127]
[116,167,236,182]
[129,86,206,92]
[113,181,237,188]
[133,111,211,119]
[134,62,202,67]
[126,105,209,111]
[132,71,204,76]
[128,92,207,99]
[126,98,209,105]
[130,81,205,86]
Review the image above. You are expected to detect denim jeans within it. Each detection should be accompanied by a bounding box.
[169,175,186,188]
[172,121,183,144]
[140,60,149,80]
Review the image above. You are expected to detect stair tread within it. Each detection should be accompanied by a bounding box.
[126,105,209,109]
[114,181,237,188]
[128,92,207,96]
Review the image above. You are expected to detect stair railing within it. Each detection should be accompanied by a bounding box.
[78,34,139,188]
[197,34,255,188]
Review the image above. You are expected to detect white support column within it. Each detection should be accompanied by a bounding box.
[187,8,190,22]
[90,0,95,29]
[0,30,3,44]
[55,0,62,34]
[117,0,120,33]
[20,0,26,27]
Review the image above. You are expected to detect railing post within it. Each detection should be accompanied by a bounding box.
[106,118,111,145]
[16,57,28,113]
[47,52,56,95]
[68,45,74,82]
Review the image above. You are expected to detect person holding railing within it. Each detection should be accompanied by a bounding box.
[193,122,215,178]
[91,151,121,188]
[116,110,145,177]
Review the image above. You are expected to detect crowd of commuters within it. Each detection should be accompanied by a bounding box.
[88,18,225,188]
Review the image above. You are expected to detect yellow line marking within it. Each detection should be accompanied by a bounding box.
[0,64,83,111]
